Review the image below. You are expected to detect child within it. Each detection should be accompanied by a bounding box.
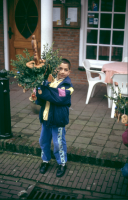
[36,59,74,177]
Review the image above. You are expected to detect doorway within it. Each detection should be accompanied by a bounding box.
[8,0,41,70]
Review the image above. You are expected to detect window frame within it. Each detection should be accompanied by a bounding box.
[79,0,128,68]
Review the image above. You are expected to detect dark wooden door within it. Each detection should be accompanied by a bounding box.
[8,0,41,70]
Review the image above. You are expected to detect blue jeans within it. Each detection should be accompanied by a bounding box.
[39,121,67,164]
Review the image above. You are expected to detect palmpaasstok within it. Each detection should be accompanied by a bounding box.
[105,86,128,115]
[9,45,62,90]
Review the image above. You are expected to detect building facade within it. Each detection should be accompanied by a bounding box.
[0,0,128,84]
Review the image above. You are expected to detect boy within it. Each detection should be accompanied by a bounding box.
[36,59,74,177]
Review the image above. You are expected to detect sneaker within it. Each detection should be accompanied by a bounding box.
[56,164,66,177]
[40,162,49,174]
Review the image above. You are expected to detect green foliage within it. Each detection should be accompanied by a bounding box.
[41,44,62,75]
[9,44,62,90]
[105,86,128,114]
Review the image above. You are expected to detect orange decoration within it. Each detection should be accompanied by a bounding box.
[48,74,54,82]
[18,84,22,87]
[31,93,37,101]
[23,89,28,93]
[26,35,45,69]
[26,35,54,90]
[121,114,128,124]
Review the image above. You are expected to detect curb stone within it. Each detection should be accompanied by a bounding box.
[0,137,127,169]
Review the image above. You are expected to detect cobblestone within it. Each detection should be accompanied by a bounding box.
[72,177,80,188]
[114,171,121,182]
[111,182,118,194]
[0,151,127,199]
[108,175,115,187]
[101,181,108,193]
[98,174,105,186]
[62,176,70,187]
[81,179,89,189]
[105,171,112,182]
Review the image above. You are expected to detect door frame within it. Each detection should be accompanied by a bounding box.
[3,0,9,71]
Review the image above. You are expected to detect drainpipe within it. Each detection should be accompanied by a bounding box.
[41,0,53,53]
[3,0,9,71]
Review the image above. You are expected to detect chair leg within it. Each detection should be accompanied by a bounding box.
[111,100,116,118]
[86,84,94,104]
[91,85,96,97]
[107,84,113,108]
[111,86,118,118]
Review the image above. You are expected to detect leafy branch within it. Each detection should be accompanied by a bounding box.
[8,44,62,91]
[105,86,128,115]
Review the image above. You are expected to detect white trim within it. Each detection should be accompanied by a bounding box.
[41,0,53,53]
[3,0,9,71]
[123,0,128,58]
[79,0,84,66]
[79,0,87,66]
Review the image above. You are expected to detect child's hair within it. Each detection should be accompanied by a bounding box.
[61,58,71,70]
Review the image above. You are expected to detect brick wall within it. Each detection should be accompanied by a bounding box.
[53,28,87,84]
[0,0,4,70]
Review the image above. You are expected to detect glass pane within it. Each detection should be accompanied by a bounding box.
[15,0,38,39]
[27,0,38,16]
[15,0,26,16]
[87,13,98,28]
[100,14,112,28]
[22,0,31,7]
[113,14,125,29]
[114,0,126,12]
[88,0,99,11]
[28,17,38,33]
[22,25,31,39]
[101,0,112,12]
[99,46,109,61]
[100,30,111,44]
[87,30,98,44]
[15,17,25,33]
[86,46,97,59]
[112,31,124,45]
[111,47,123,61]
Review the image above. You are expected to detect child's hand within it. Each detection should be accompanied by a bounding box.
[47,74,54,82]
[38,89,42,94]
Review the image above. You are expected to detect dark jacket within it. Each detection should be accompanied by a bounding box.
[35,76,74,127]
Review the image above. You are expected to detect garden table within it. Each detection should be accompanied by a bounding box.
[102,62,128,84]
[101,62,128,108]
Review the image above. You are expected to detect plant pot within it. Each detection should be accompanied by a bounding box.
[31,102,41,114]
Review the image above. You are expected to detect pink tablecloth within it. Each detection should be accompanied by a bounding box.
[102,62,128,83]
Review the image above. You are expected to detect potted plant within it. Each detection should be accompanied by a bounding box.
[9,43,62,113]
[105,86,128,124]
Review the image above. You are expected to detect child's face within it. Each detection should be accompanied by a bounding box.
[57,63,71,80]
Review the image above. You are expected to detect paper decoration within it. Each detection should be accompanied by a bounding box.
[53,7,60,21]
[68,8,77,22]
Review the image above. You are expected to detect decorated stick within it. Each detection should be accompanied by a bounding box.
[26,35,45,68]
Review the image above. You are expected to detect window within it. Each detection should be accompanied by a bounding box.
[15,0,38,39]
[85,0,126,62]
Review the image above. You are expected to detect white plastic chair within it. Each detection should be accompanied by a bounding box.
[111,74,128,118]
[83,60,107,104]
[122,57,128,62]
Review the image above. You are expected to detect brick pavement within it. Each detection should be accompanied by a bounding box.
[0,151,128,199]
[0,78,128,168]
